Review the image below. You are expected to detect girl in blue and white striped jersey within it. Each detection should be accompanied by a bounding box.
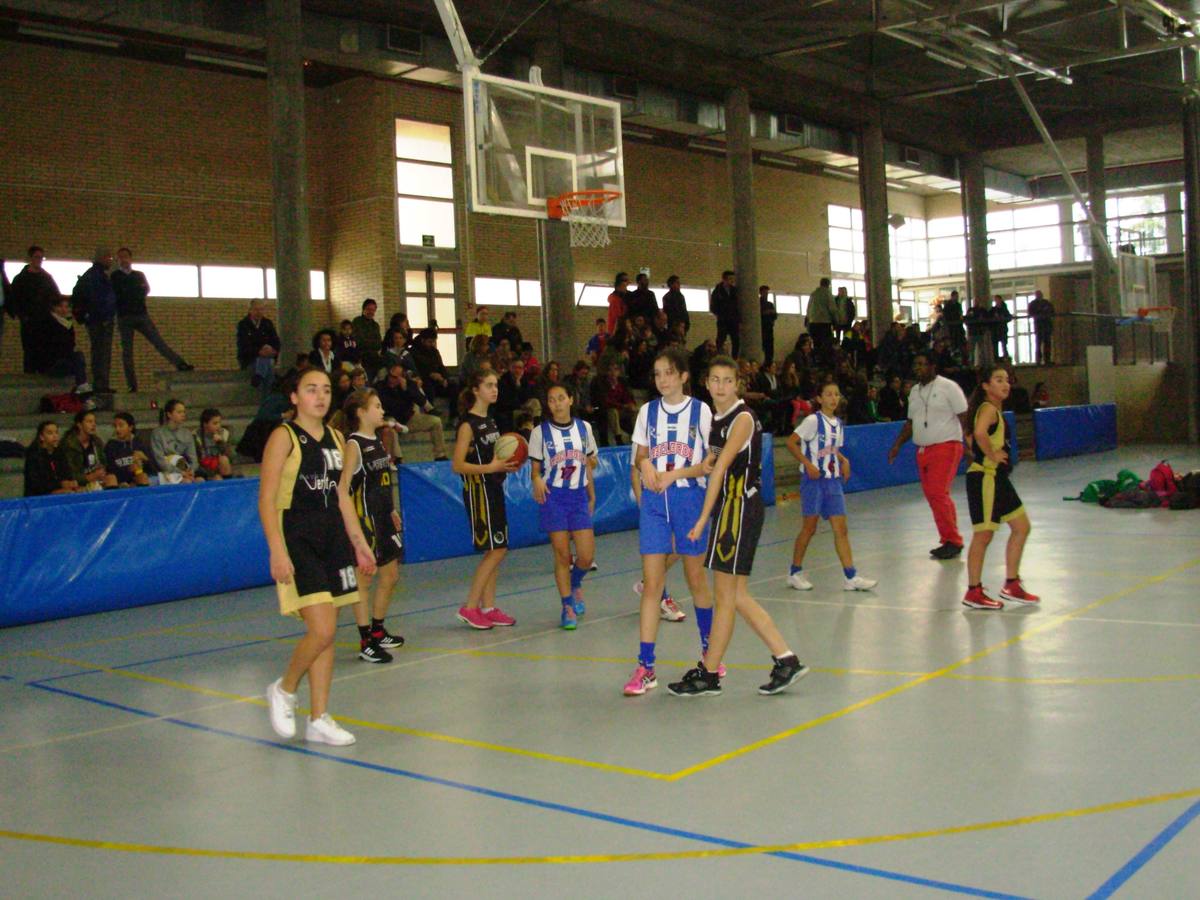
[530,382,598,630]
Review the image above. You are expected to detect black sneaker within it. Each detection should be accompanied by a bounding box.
[931,542,964,559]
[758,655,809,695]
[358,640,393,663]
[667,666,722,697]
[370,628,405,649]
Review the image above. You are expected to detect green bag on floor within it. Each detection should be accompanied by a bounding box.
[1068,469,1142,503]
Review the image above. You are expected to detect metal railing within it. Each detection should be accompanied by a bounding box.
[954,312,1171,368]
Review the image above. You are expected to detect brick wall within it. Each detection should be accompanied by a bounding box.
[2,39,935,386]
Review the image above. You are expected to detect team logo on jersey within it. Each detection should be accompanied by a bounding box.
[493,530,506,544]
[298,434,308,444]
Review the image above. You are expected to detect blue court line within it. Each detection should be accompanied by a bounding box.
[0,674,13,681]
[1085,797,1200,899]
[24,680,1026,897]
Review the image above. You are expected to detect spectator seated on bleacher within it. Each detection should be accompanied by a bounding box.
[236,300,281,394]
[377,364,448,460]
[30,296,92,395]
[411,328,452,399]
[105,411,151,487]
[352,298,383,376]
[308,329,338,376]
[59,410,117,490]
[380,328,417,380]
[24,421,79,496]
[496,358,536,433]
[152,399,202,483]
[196,408,235,480]
[595,361,636,446]
[334,319,360,366]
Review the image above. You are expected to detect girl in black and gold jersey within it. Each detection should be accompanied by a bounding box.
[337,389,405,664]
[669,357,807,698]
[451,370,520,630]
[963,366,1039,611]
[260,369,376,747]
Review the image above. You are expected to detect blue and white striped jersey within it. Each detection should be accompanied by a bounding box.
[793,412,844,479]
[529,417,597,490]
[632,396,712,489]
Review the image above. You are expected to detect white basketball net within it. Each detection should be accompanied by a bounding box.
[561,197,617,248]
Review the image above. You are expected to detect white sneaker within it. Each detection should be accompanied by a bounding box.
[305,713,356,746]
[659,597,686,622]
[74,382,92,394]
[843,575,878,591]
[788,571,814,591]
[266,678,297,739]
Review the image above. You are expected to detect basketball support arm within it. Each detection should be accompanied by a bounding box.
[431,0,480,71]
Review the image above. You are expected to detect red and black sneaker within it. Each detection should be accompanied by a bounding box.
[999,579,1040,606]
[962,585,1004,610]
[370,628,405,649]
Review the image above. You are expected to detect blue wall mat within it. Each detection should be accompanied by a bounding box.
[1033,403,1117,460]
[400,436,777,564]
[777,413,1018,495]
[0,479,269,628]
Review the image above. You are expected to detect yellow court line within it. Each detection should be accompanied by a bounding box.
[666,557,1200,781]
[1,786,1196,866]
[1071,615,1200,629]
[23,651,670,781]
[944,673,1200,686]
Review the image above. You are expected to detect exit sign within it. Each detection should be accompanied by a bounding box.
[422,234,435,247]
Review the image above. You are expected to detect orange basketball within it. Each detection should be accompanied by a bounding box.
[495,432,529,466]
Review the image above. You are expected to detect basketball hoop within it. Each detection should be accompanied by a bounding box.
[1137,306,1176,334]
[548,190,621,248]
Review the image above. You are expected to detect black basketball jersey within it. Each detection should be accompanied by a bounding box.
[709,400,761,502]
[348,432,394,517]
[460,412,504,485]
[277,420,344,512]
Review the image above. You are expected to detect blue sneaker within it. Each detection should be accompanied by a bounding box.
[572,587,585,617]
[560,604,578,630]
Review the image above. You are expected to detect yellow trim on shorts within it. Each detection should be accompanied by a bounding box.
[276,584,358,619]
[1000,505,1026,524]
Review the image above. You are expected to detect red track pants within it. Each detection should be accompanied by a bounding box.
[917,440,963,547]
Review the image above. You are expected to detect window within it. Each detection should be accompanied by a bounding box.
[889,217,928,279]
[265,269,328,301]
[927,215,966,277]
[774,293,801,315]
[831,278,868,319]
[472,277,542,308]
[200,266,264,299]
[1074,192,1170,259]
[987,204,1061,270]
[396,119,456,249]
[827,204,865,275]
[679,287,711,313]
[40,260,91,289]
[518,279,542,307]
[575,283,611,307]
[137,264,199,298]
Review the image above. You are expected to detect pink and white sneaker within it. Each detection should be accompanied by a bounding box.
[660,597,686,622]
[483,607,516,626]
[623,665,658,696]
[457,606,493,629]
[999,580,1040,606]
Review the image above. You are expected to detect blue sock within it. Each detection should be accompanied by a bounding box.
[661,587,670,601]
[844,566,857,579]
[562,595,574,608]
[695,606,713,653]
[638,642,656,669]
[790,564,803,576]
[570,565,588,591]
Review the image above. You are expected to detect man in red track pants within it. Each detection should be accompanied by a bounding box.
[888,351,970,559]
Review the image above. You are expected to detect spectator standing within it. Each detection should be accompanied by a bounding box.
[709,270,740,357]
[25,421,78,496]
[352,299,383,375]
[152,399,201,482]
[607,272,630,337]
[834,286,856,342]
[585,318,607,358]
[334,319,360,366]
[377,364,448,460]
[0,261,8,355]
[105,411,151,487]
[888,351,971,559]
[662,274,690,336]
[308,329,337,375]
[236,300,281,395]
[626,272,658,322]
[806,277,838,362]
[30,296,91,393]
[111,248,192,392]
[59,409,117,489]
[991,295,1013,360]
[72,248,118,394]
[1028,290,1055,365]
[492,311,523,351]
[964,296,995,367]
[9,246,62,374]
[758,285,778,365]
[941,290,966,353]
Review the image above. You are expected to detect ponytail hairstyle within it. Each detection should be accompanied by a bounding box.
[199,408,221,430]
[457,369,494,418]
[32,420,57,450]
[966,364,1009,430]
[159,399,183,426]
[341,388,379,438]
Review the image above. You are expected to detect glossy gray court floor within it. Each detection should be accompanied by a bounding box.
[1,444,1198,899]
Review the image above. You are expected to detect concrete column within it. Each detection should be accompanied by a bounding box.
[857,121,893,339]
[266,0,313,362]
[961,154,990,307]
[1087,133,1118,315]
[1182,90,1200,441]
[533,38,577,364]
[725,86,761,361]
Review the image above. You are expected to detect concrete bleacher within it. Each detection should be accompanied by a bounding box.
[0,369,449,498]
